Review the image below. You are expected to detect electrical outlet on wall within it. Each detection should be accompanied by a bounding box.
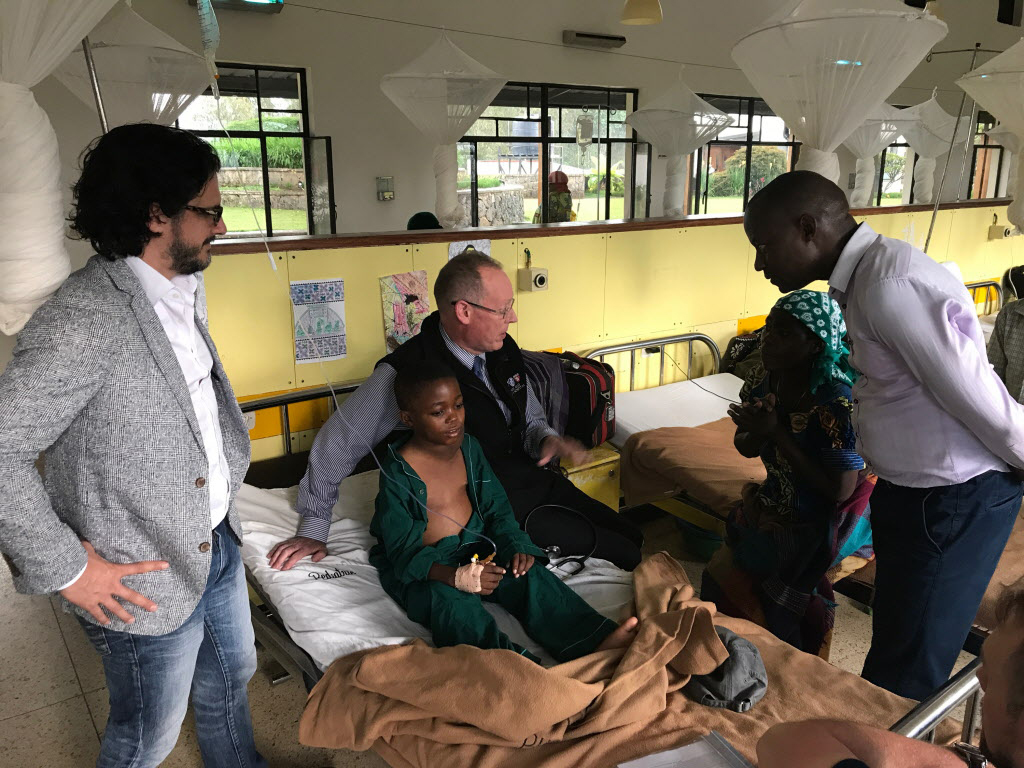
[244,412,256,431]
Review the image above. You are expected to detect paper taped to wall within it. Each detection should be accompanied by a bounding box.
[291,278,347,362]
[379,270,430,353]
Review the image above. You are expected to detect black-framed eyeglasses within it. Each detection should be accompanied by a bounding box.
[451,298,515,319]
[183,205,224,225]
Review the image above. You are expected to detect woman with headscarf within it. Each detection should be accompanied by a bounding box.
[701,290,874,656]
[532,170,577,223]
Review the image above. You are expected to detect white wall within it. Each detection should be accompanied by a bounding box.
[2,0,1020,370]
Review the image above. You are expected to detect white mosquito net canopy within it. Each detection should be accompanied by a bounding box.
[625,76,733,217]
[842,104,914,207]
[958,40,1024,229]
[0,0,120,335]
[900,94,971,204]
[381,33,506,229]
[53,3,209,128]
[732,0,946,184]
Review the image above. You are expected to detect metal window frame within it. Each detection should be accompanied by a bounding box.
[690,94,800,216]
[460,81,648,224]
[180,62,331,237]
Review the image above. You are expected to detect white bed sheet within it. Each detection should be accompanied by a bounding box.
[237,473,635,671]
[609,373,744,449]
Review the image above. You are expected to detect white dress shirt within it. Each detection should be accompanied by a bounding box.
[829,222,1024,487]
[124,257,231,528]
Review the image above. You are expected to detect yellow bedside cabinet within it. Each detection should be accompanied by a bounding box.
[560,444,621,511]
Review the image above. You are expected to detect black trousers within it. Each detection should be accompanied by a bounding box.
[496,462,643,571]
[862,470,1022,699]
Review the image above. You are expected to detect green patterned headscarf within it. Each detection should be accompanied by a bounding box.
[774,290,857,394]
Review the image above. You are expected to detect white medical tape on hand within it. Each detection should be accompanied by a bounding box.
[454,562,485,593]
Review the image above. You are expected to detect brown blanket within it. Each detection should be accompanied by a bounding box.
[300,553,928,768]
[620,419,766,512]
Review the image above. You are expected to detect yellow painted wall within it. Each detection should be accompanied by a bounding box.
[204,205,1024,450]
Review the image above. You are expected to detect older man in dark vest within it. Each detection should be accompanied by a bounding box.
[268,249,643,572]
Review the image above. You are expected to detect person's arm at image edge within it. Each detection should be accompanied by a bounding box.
[757,720,964,768]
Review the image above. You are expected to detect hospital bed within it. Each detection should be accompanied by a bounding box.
[587,335,760,540]
[235,381,981,763]
[238,384,635,692]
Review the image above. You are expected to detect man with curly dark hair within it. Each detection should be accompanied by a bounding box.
[0,123,265,767]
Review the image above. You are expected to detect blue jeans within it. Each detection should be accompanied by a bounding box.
[862,470,1022,700]
[78,521,266,768]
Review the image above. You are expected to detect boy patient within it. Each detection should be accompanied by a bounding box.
[369,361,638,664]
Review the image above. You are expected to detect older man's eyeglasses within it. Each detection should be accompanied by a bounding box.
[451,298,515,319]
[183,205,224,225]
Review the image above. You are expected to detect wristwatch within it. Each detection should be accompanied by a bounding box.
[952,742,987,768]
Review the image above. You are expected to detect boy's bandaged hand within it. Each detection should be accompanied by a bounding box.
[454,562,505,594]
[454,562,484,593]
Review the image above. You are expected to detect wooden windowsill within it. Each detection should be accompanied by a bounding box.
[211,197,1012,255]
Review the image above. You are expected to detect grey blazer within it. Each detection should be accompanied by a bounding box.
[0,256,251,635]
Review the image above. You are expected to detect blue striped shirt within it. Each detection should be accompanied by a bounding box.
[294,326,558,541]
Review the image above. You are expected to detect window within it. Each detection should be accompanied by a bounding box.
[177,64,336,237]
[969,111,1010,200]
[459,82,651,226]
[875,136,912,206]
[688,96,798,216]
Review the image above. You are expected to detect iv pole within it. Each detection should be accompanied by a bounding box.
[81,36,109,134]
[922,43,1000,253]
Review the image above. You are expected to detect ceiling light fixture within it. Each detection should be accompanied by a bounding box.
[621,0,663,25]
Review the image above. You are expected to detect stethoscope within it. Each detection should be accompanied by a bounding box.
[523,503,598,577]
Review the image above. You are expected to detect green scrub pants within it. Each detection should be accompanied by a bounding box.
[398,565,617,664]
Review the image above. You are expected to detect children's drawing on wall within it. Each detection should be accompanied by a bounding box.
[291,278,347,362]
[447,239,491,260]
[380,270,430,353]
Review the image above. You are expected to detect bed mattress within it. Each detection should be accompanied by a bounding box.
[610,373,744,449]
[236,472,635,671]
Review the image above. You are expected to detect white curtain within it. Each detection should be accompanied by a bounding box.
[625,76,733,217]
[381,33,506,229]
[842,104,909,207]
[901,94,971,204]
[958,40,1024,229]
[731,0,946,183]
[53,3,210,127]
[0,0,120,335]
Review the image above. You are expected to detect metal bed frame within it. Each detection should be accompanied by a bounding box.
[586,333,732,525]
[585,332,723,391]
[967,280,1003,317]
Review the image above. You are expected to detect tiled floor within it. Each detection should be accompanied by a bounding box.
[0,510,975,767]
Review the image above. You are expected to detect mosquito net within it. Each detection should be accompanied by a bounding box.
[381,33,506,229]
[732,0,946,183]
[53,3,209,127]
[625,76,733,217]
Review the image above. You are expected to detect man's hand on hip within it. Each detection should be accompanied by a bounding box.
[60,541,169,625]
[538,435,590,467]
[267,536,327,571]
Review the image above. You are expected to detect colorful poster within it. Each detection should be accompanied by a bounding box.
[291,278,347,362]
[379,270,430,353]
[448,239,491,261]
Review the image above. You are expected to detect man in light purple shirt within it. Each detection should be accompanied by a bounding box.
[743,170,1024,700]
